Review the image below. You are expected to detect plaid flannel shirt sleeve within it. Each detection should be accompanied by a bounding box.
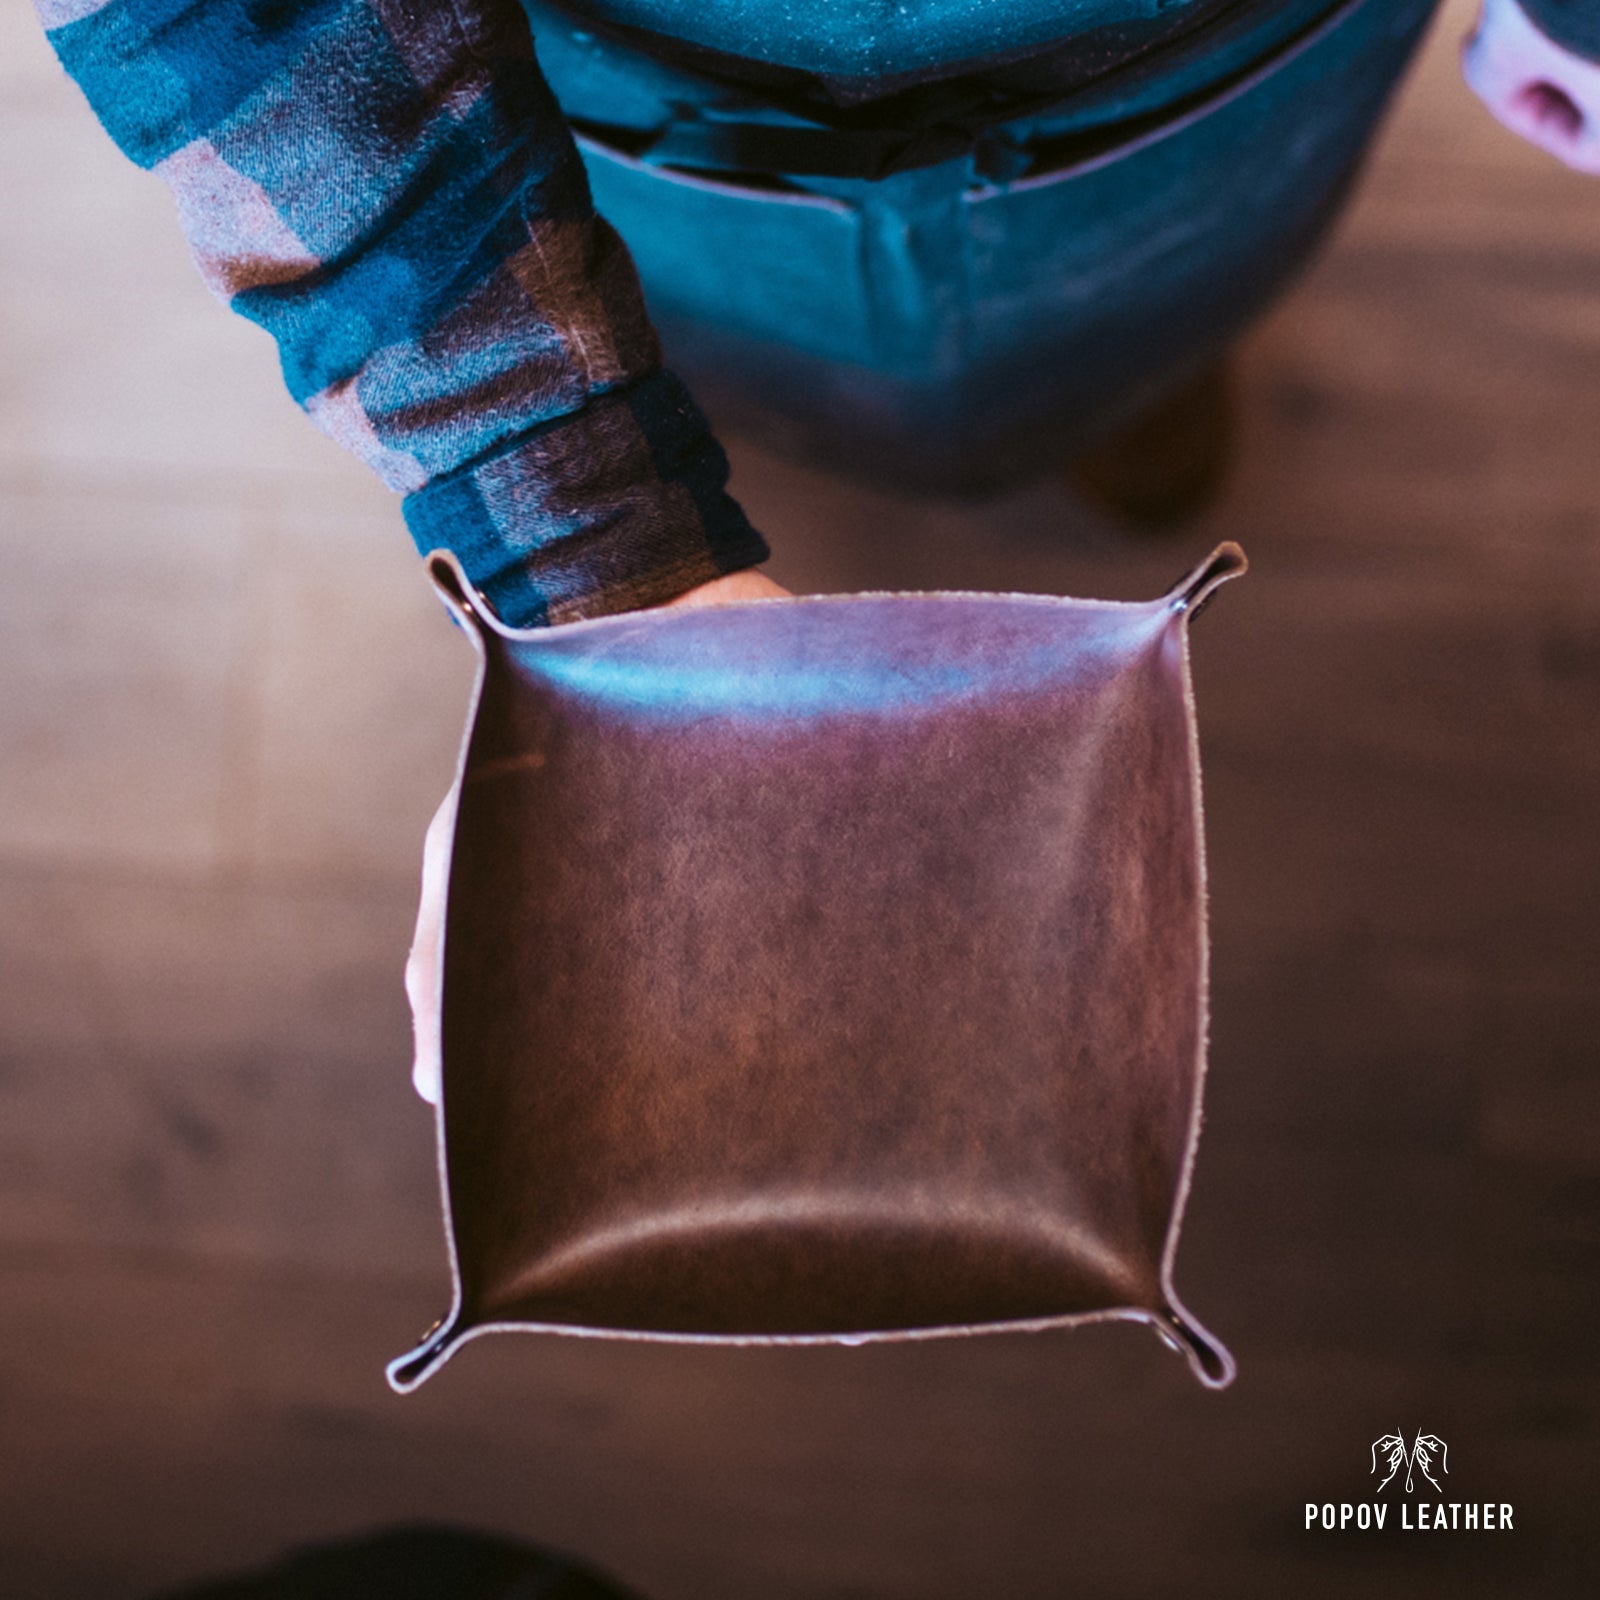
[33,0,770,626]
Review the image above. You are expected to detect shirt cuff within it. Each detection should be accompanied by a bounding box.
[402,369,770,627]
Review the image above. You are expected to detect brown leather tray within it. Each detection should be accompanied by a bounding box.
[390,544,1245,1392]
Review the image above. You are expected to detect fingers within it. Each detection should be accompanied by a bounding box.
[658,569,793,609]
[406,784,459,1106]
[1463,0,1600,174]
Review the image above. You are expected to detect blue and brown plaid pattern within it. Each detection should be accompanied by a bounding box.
[34,0,768,624]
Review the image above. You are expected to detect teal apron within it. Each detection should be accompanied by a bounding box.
[524,0,1442,487]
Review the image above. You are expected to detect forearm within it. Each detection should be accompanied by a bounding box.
[34,0,768,623]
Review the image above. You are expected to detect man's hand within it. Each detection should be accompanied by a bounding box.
[406,568,792,1104]
[1465,0,1600,173]
[660,568,792,609]
[406,784,457,1106]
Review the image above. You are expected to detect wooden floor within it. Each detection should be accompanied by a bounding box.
[2,3,1597,1595]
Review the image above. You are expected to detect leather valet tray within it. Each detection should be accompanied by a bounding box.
[390,543,1245,1391]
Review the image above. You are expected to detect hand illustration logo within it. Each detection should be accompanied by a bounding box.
[1371,1430,1449,1494]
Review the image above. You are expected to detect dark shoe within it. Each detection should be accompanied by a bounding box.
[145,1526,645,1600]
[1067,363,1236,528]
